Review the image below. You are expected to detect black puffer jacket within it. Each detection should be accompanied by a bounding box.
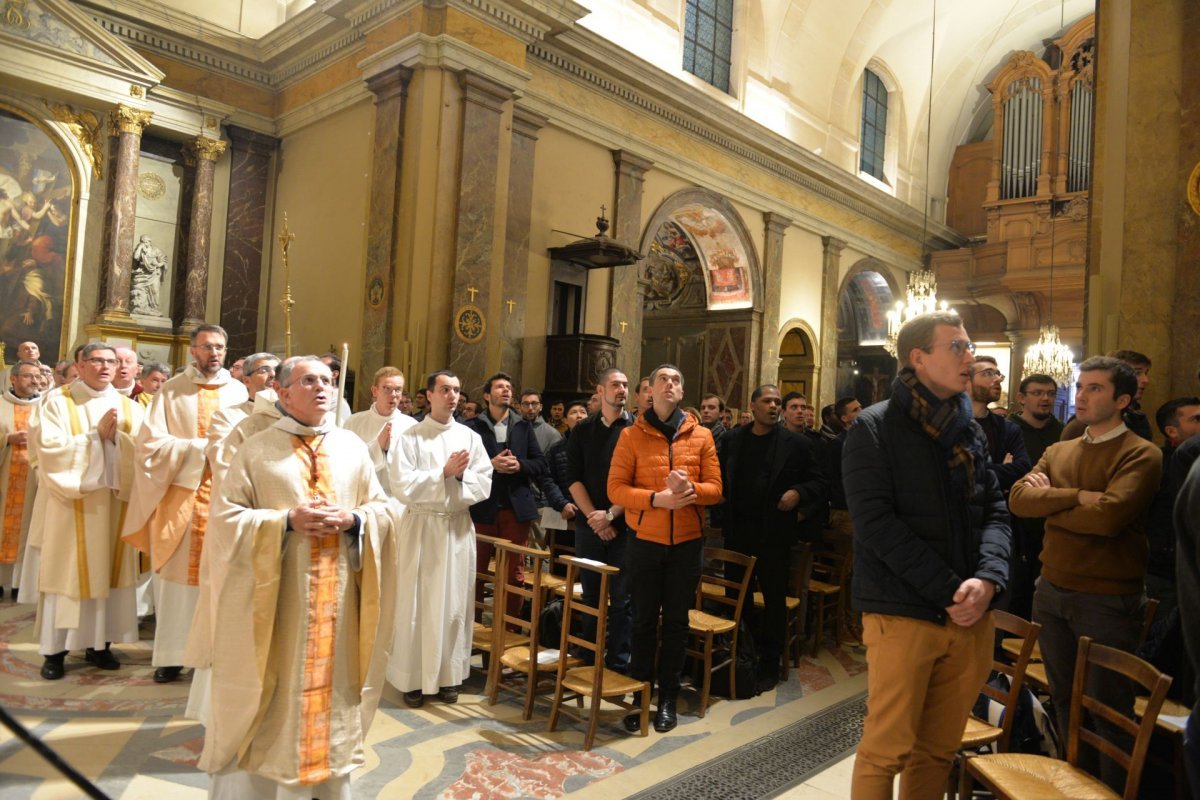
[843,396,1011,624]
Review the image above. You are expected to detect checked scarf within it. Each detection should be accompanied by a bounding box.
[893,367,978,499]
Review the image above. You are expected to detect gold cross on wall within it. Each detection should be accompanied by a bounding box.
[467,286,479,302]
[505,299,516,314]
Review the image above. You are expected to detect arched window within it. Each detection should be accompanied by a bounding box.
[683,0,733,93]
[860,68,888,182]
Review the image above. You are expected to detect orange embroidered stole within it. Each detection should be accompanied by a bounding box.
[186,386,221,586]
[0,404,31,564]
[291,434,341,786]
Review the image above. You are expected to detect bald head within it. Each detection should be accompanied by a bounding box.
[113,346,139,389]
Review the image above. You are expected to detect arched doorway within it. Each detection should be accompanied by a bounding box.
[836,265,899,405]
[779,325,817,400]
[637,189,762,409]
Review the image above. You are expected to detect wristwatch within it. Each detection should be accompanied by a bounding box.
[604,509,615,522]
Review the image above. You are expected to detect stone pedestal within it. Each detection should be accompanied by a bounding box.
[178,135,227,332]
[447,70,514,393]
[761,213,792,387]
[97,104,153,325]
[610,150,653,380]
[220,126,279,357]
[818,236,846,407]
[359,65,413,406]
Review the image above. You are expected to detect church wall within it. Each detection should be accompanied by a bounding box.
[265,98,372,359]
[778,228,824,352]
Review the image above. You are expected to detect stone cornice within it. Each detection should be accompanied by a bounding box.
[529,27,966,256]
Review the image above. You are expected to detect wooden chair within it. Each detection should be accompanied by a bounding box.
[749,541,813,680]
[685,547,756,718]
[948,611,1042,798]
[805,548,850,655]
[471,534,523,675]
[547,555,650,750]
[960,636,1172,800]
[1132,695,1191,800]
[486,540,582,719]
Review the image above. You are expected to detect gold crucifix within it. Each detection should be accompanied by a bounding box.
[505,299,515,314]
[278,213,297,358]
[467,286,479,302]
[619,321,629,333]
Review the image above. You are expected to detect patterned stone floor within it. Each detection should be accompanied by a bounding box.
[0,601,867,799]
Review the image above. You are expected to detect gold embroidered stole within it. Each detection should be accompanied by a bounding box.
[0,404,31,563]
[186,386,221,586]
[290,434,341,786]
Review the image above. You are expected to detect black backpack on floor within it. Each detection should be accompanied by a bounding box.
[710,618,761,699]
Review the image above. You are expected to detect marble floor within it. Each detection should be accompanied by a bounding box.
[0,600,869,799]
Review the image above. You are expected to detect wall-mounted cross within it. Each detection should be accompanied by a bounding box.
[619,320,628,333]
[505,299,515,314]
[467,286,479,302]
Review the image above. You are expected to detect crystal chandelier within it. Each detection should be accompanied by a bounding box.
[884,270,953,357]
[1023,324,1075,386]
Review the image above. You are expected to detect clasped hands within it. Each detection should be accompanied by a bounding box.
[653,469,695,509]
[490,448,520,474]
[289,498,355,537]
[945,577,994,627]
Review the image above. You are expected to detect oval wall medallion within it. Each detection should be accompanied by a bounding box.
[138,171,166,201]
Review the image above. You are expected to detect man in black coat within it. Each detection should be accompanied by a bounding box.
[718,384,828,690]
[463,371,547,623]
[844,312,1010,800]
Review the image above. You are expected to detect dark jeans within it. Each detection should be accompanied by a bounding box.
[627,535,702,697]
[1033,578,1142,791]
[575,522,632,671]
[725,529,789,665]
[475,511,530,624]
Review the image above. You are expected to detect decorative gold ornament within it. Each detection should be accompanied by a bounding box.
[109,104,153,137]
[129,85,144,98]
[367,276,385,308]
[278,213,296,358]
[46,102,104,180]
[2,0,29,29]
[137,172,166,200]
[1188,161,1200,217]
[454,305,486,344]
[189,135,227,162]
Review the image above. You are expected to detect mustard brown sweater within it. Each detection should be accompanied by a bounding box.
[1008,429,1162,594]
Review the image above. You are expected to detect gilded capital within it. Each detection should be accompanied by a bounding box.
[190,135,228,162]
[109,104,153,137]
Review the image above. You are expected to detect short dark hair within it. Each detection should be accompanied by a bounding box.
[700,393,726,410]
[80,342,116,361]
[750,384,778,402]
[520,388,541,402]
[970,354,998,375]
[189,323,228,345]
[782,391,806,407]
[1078,355,1138,402]
[483,371,513,395]
[73,343,86,361]
[895,310,963,368]
[1019,374,1057,393]
[649,364,683,387]
[834,396,859,419]
[13,359,41,376]
[425,370,458,393]
[564,400,587,415]
[1108,349,1151,369]
[1155,397,1200,437]
[596,367,626,387]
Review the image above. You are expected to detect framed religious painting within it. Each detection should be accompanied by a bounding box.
[0,103,77,364]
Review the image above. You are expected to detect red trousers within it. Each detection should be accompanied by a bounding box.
[475,510,529,624]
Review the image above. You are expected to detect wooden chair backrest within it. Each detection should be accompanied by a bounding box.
[986,610,1042,750]
[1137,598,1159,648]
[695,547,757,623]
[1065,636,1173,800]
[475,533,505,625]
[811,548,850,587]
[555,555,618,696]
[493,540,552,650]
[789,541,814,598]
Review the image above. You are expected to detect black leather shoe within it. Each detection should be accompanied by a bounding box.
[85,648,120,670]
[154,666,183,683]
[623,712,642,733]
[41,657,65,681]
[403,690,424,708]
[437,686,459,704]
[653,698,677,733]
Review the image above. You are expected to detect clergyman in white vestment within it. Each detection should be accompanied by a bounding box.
[343,365,415,497]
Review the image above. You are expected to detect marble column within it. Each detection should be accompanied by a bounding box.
[501,106,547,382]
[760,213,792,386]
[610,150,653,380]
[818,235,846,408]
[359,66,413,406]
[178,135,228,332]
[219,126,279,357]
[97,104,153,323]
[448,70,514,393]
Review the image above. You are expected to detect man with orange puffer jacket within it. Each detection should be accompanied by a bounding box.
[608,363,722,734]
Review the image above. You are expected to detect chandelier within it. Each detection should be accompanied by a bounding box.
[884,270,953,356]
[1023,324,1075,386]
